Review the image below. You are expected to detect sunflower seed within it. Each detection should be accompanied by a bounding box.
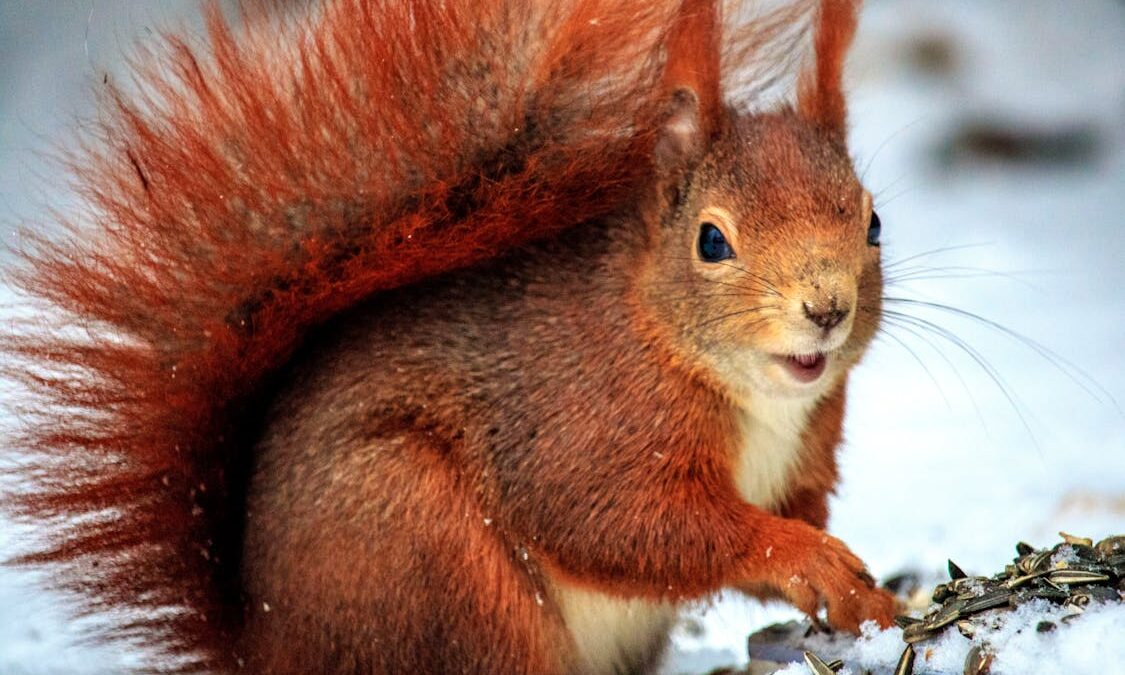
[894,644,915,675]
[1063,593,1089,611]
[1011,586,1069,605]
[1071,586,1120,604]
[1005,570,1051,589]
[1095,535,1125,556]
[902,622,938,644]
[1059,532,1093,547]
[803,651,836,675]
[951,576,990,594]
[964,645,994,675]
[932,582,954,602]
[962,589,1013,614]
[1017,549,1053,574]
[948,559,968,580]
[1048,569,1109,585]
[924,598,967,631]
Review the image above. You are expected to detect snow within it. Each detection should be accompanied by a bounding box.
[790,599,1125,675]
[1049,545,1080,569]
[2,0,1124,673]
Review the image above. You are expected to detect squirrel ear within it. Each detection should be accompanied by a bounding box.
[655,0,723,173]
[797,0,860,137]
[654,87,704,173]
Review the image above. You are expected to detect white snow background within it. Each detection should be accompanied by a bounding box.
[1,1,1123,673]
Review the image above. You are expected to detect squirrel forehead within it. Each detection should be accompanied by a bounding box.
[698,111,863,225]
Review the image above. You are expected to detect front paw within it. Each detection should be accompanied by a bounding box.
[773,529,896,633]
[822,579,896,633]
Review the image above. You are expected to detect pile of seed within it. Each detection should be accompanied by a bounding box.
[898,532,1124,647]
[795,532,1124,675]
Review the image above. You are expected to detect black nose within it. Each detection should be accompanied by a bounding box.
[803,301,848,331]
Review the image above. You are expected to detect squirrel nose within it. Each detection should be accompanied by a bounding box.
[802,301,849,331]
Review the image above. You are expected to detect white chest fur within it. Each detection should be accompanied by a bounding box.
[552,579,676,674]
[732,395,816,509]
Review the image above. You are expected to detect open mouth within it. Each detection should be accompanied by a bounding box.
[779,353,827,383]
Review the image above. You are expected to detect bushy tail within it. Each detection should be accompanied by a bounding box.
[1,0,817,669]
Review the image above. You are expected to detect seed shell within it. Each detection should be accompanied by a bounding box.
[1070,586,1119,604]
[803,651,836,675]
[1095,535,1125,556]
[1059,531,1093,547]
[962,589,1013,614]
[902,622,938,644]
[951,576,989,594]
[964,645,994,675]
[1004,569,1051,589]
[932,582,954,602]
[948,559,968,580]
[893,644,915,675]
[924,598,967,631]
[1048,569,1109,585]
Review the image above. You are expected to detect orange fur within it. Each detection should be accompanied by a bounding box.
[798,0,859,134]
[3,0,893,672]
[664,0,724,139]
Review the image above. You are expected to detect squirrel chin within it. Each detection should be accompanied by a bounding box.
[715,324,859,402]
[713,348,840,405]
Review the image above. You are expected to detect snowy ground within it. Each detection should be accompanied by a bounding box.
[2,1,1123,673]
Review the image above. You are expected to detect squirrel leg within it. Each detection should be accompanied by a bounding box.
[535,481,895,634]
[735,486,831,603]
[241,432,567,674]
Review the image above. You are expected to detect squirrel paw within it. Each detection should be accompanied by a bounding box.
[776,531,897,634]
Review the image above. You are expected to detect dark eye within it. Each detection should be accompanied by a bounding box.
[867,211,882,247]
[698,223,734,262]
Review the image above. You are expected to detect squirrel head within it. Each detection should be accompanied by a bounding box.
[637,104,881,404]
[635,0,878,404]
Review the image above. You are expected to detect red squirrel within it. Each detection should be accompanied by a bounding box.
[4,0,897,672]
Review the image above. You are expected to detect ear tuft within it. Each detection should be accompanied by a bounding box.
[655,0,723,174]
[661,0,722,138]
[797,0,860,137]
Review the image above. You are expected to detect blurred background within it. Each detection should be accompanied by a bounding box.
[1,1,1122,672]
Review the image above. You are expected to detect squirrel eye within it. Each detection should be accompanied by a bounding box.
[867,211,882,247]
[698,223,734,262]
